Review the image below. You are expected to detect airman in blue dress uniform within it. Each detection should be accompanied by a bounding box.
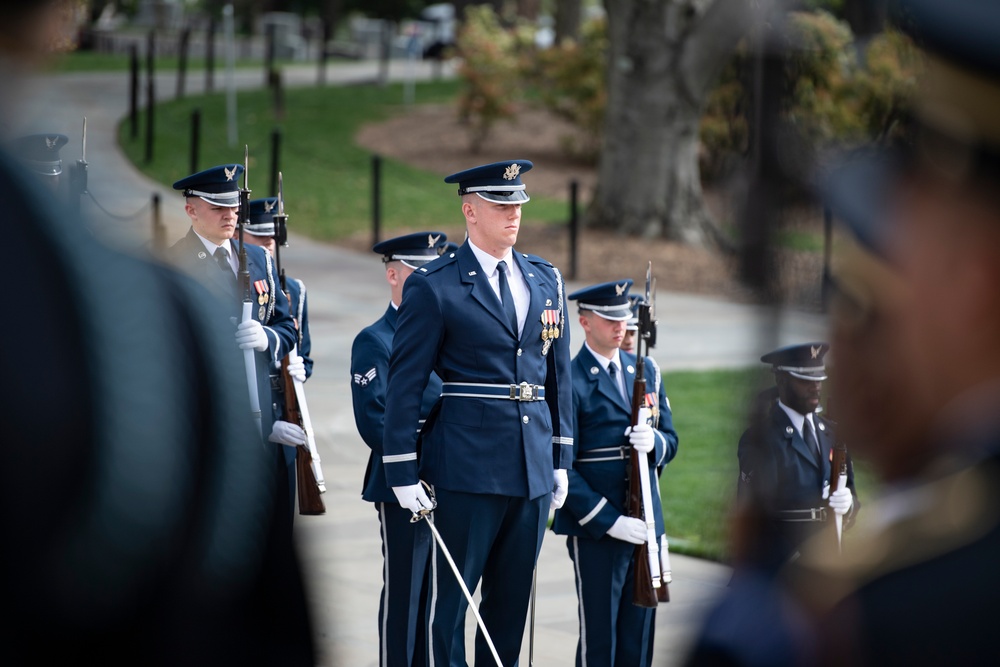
[737,343,858,562]
[243,196,314,519]
[351,231,448,667]
[552,280,679,667]
[165,165,300,527]
[383,160,573,666]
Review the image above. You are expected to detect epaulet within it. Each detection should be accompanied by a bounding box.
[520,252,553,268]
[415,252,456,275]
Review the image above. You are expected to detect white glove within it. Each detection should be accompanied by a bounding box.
[268,420,306,447]
[393,483,435,515]
[235,319,268,351]
[286,353,306,383]
[828,487,853,516]
[606,515,646,545]
[625,407,654,453]
[551,469,568,510]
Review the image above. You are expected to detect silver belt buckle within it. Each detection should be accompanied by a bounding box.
[510,382,535,401]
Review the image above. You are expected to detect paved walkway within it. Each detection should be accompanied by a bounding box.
[20,58,827,666]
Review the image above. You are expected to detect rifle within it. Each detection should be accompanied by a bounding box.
[238,146,263,437]
[628,262,669,607]
[273,172,326,514]
[829,438,848,551]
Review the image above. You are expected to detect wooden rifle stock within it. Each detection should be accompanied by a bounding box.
[281,299,325,516]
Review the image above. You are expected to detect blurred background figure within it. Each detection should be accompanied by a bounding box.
[0,3,315,664]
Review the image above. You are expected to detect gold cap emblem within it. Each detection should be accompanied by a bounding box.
[503,163,521,181]
[615,283,627,296]
[264,200,275,212]
[427,233,441,248]
[224,165,236,181]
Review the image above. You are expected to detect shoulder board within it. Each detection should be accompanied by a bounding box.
[520,252,553,268]
[416,252,456,275]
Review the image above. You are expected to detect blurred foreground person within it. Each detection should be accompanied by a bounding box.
[791,0,1000,664]
[689,1,1000,664]
[0,3,315,664]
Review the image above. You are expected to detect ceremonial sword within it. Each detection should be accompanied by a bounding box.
[410,485,504,667]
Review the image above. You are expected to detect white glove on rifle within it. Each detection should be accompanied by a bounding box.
[551,469,568,510]
[393,483,434,515]
[285,353,306,383]
[235,319,268,352]
[268,420,306,447]
[828,487,853,516]
[607,515,646,545]
[625,407,655,454]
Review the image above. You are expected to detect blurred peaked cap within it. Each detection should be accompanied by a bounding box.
[625,295,641,331]
[372,231,448,269]
[245,197,278,236]
[444,160,532,204]
[568,280,634,321]
[13,133,68,176]
[761,342,829,381]
[820,0,1000,258]
[172,164,243,207]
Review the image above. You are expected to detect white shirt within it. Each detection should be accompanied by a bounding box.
[778,399,819,452]
[194,229,238,275]
[468,240,529,336]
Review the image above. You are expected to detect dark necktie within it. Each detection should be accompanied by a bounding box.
[497,260,518,334]
[214,246,233,275]
[608,362,626,403]
[803,416,822,466]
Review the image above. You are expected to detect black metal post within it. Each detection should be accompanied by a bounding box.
[152,193,164,254]
[569,179,579,280]
[270,127,281,196]
[129,43,139,140]
[317,19,329,86]
[145,30,155,164]
[206,16,216,94]
[265,22,276,87]
[190,108,201,175]
[371,154,382,246]
[176,25,191,99]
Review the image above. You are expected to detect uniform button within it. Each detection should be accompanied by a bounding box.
[522,415,530,424]
[517,348,523,357]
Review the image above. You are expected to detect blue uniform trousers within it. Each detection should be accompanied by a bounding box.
[378,502,432,667]
[428,489,550,667]
[567,536,656,667]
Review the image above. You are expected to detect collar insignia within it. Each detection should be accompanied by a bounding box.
[503,163,521,181]
[224,165,236,181]
[428,233,441,248]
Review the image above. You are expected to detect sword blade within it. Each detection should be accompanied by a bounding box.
[421,515,504,667]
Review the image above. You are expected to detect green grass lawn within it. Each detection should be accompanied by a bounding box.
[118,79,568,240]
[658,367,760,561]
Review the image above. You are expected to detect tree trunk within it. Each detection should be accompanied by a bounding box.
[589,0,751,249]
[554,0,582,44]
